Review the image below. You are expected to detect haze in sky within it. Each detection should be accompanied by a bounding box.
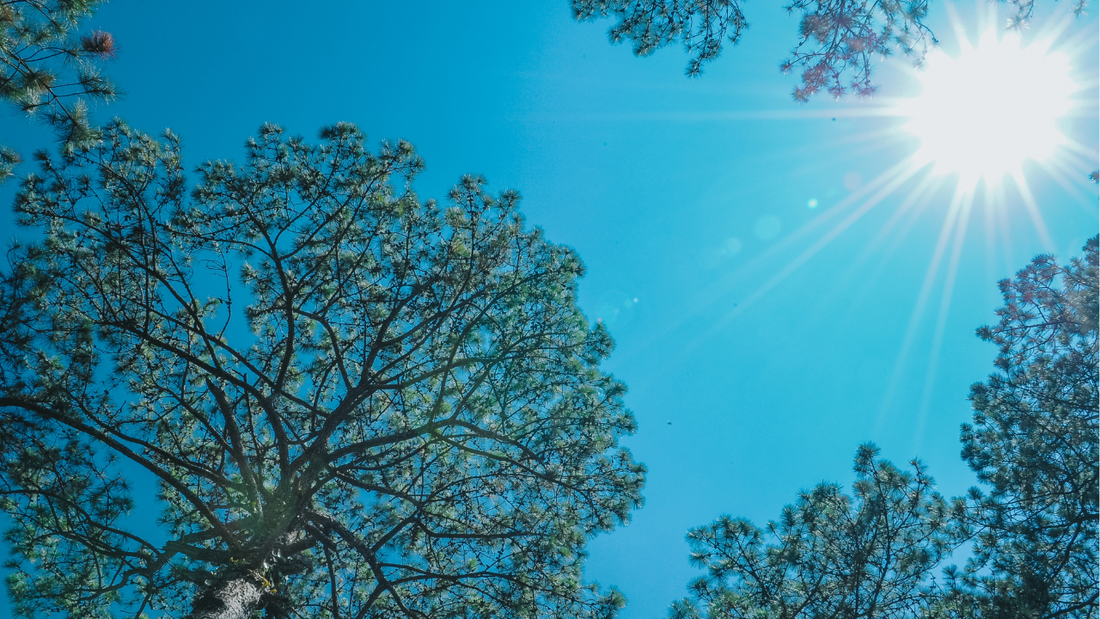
[0,1,1097,617]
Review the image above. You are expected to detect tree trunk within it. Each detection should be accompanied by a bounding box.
[186,575,267,619]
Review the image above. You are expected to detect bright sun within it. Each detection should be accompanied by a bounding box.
[900,29,1077,187]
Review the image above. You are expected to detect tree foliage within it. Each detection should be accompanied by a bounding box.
[572,0,1091,99]
[572,0,934,98]
[782,0,933,100]
[571,0,750,78]
[0,0,119,164]
[954,237,1098,619]
[672,238,1099,619]
[669,445,953,619]
[0,121,645,619]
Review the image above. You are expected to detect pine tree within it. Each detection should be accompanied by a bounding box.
[0,121,645,619]
[571,0,1089,99]
[954,237,1098,619]
[669,444,953,619]
[669,238,1099,619]
[571,0,934,98]
[0,0,120,179]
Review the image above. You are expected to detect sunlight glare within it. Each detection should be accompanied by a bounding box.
[901,30,1076,187]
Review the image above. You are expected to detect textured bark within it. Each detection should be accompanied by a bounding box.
[186,576,266,619]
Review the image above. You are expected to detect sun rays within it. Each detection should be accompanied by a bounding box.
[616,3,1096,456]
[799,2,1095,446]
[899,27,1076,187]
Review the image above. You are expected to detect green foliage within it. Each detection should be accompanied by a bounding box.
[0,0,118,149]
[572,0,1091,99]
[953,237,1099,619]
[671,239,1099,619]
[0,147,22,183]
[670,444,953,619]
[571,0,934,98]
[571,0,748,77]
[0,120,644,618]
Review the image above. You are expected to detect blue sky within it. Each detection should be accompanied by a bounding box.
[1,1,1097,617]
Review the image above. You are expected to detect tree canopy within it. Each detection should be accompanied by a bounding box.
[0,0,118,165]
[571,0,934,98]
[571,0,1089,99]
[669,444,953,619]
[0,121,645,619]
[955,237,1098,618]
[671,238,1099,619]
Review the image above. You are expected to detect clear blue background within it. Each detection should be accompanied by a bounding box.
[1,1,1097,617]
